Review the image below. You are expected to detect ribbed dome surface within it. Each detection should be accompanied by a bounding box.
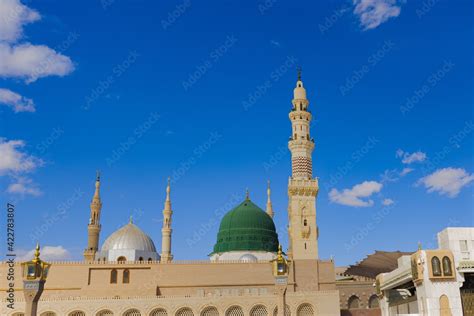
[101,222,156,252]
[213,199,278,254]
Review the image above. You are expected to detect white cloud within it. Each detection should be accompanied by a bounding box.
[400,167,414,176]
[382,198,394,205]
[0,0,40,43]
[7,176,41,196]
[0,138,43,175]
[353,0,402,30]
[418,168,474,198]
[17,245,70,262]
[396,149,427,164]
[329,180,383,207]
[0,88,35,112]
[0,43,75,83]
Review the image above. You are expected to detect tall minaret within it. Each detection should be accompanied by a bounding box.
[84,171,102,261]
[161,178,173,263]
[287,69,319,260]
[266,180,274,218]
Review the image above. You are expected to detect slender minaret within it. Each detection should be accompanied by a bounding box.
[266,180,274,218]
[84,171,102,261]
[161,178,173,263]
[287,69,319,260]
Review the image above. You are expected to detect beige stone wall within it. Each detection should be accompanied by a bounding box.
[0,259,339,315]
[1,290,339,315]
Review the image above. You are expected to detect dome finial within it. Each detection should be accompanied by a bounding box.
[245,188,250,200]
[33,242,41,262]
[96,170,101,182]
[129,215,133,224]
[166,177,171,201]
[297,66,302,81]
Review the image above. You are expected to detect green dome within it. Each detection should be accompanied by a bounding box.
[212,199,279,254]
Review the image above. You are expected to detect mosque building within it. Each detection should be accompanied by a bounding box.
[1,73,341,315]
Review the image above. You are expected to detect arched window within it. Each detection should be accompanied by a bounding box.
[96,310,114,316]
[201,306,219,316]
[110,269,117,284]
[40,313,57,316]
[117,256,126,263]
[225,306,243,316]
[12,313,25,316]
[348,295,360,309]
[150,308,168,316]
[432,256,442,276]
[296,304,314,316]
[69,312,85,316]
[176,308,194,316]
[148,258,153,262]
[442,256,453,276]
[368,295,379,308]
[139,257,144,262]
[123,269,130,283]
[123,309,141,316]
[250,305,268,316]
[303,219,307,226]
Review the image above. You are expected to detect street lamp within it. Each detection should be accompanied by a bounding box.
[21,243,50,316]
[272,245,291,316]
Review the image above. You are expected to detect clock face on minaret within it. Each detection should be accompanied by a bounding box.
[287,72,319,260]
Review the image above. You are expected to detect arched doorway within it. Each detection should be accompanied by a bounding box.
[348,295,360,309]
[440,295,452,316]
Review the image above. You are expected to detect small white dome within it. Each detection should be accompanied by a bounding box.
[101,222,156,252]
[239,254,258,262]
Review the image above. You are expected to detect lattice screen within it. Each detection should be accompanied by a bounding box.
[225,306,244,316]
[250,305,268,316]
[150,309,168,316]
[40,313,57,316]
[176,308,194,316]
[97,310,114,316]
[123,309,141,316]
[296,304,314,316]
[69,312,86,316]
[201,306,219,316]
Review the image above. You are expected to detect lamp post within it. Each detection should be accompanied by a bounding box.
[21,243,50,316]
[272,245,290,316]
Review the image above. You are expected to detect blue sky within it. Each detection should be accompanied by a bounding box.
[0,0,473,266]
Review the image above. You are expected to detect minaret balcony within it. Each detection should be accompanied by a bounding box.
[289,111,312,121]
[288,139,315,151]
[288,178,319,197]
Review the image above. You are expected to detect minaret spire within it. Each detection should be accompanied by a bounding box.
[161,177,173,263]
[266,180,274,218]
[84,172,102,261]
[287,70,319,260]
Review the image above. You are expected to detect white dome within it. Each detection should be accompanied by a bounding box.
[239,254,258,262]
[101,222,156,252]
